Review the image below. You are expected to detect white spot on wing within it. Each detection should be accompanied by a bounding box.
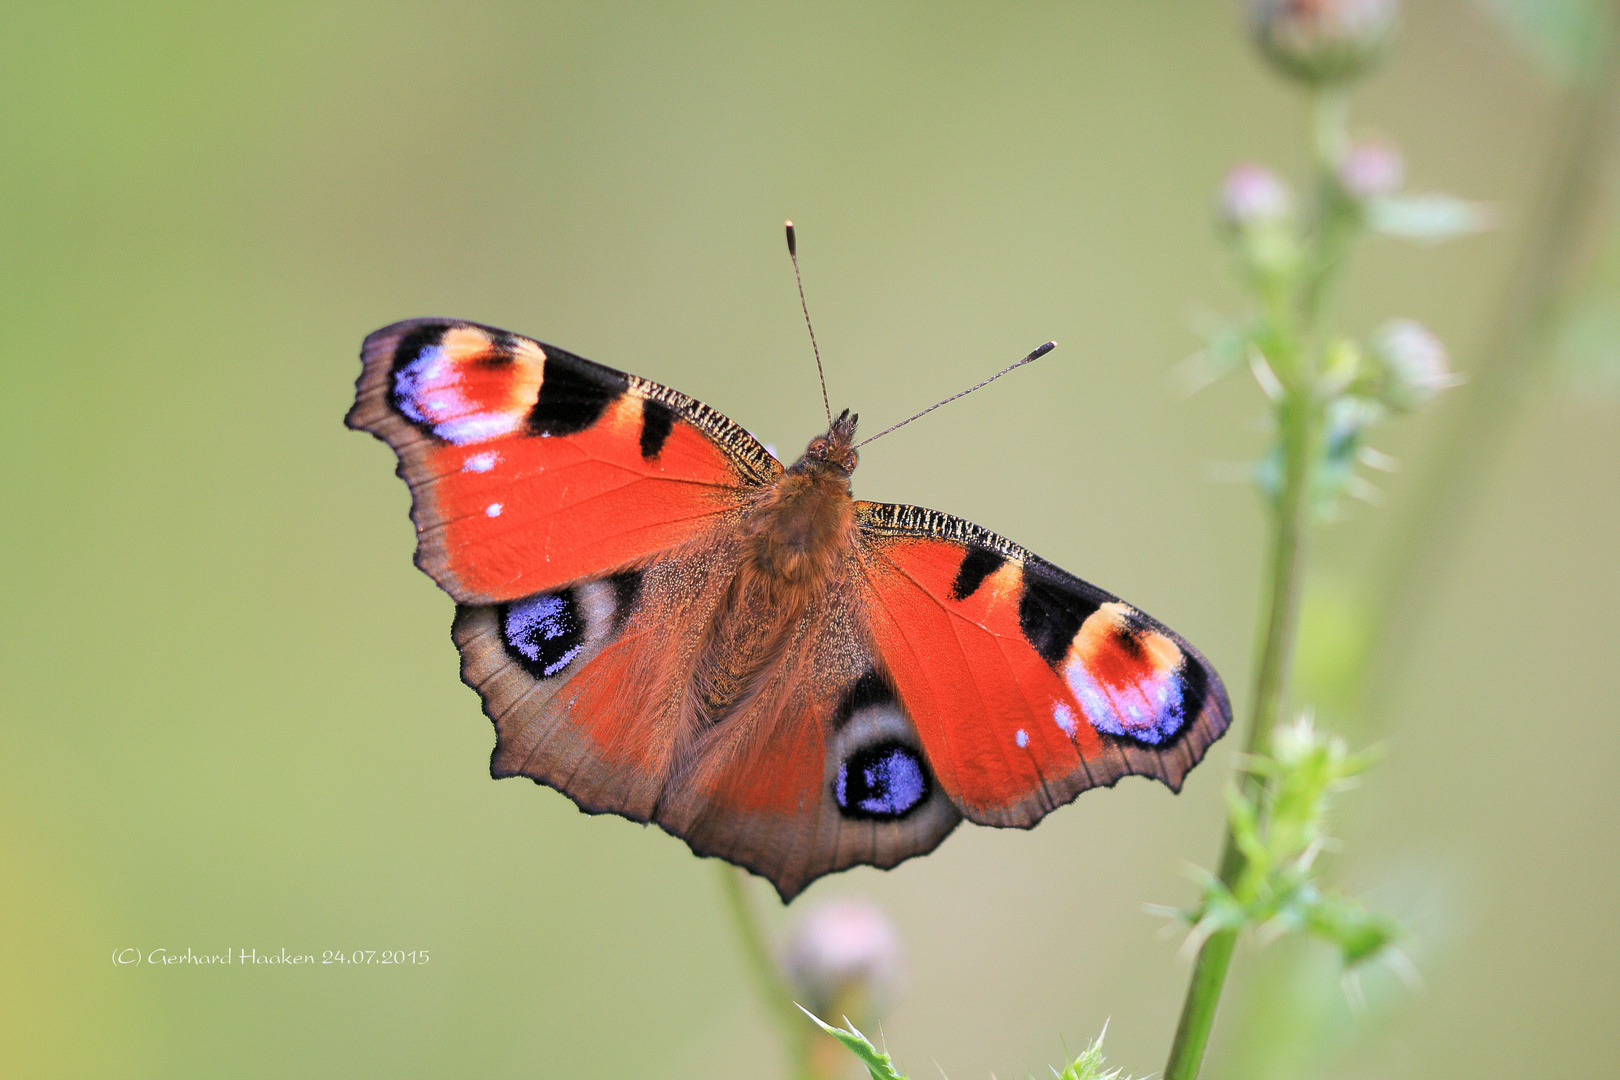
[1053,702,1077,736]
[485,502,503,517]
[463,451,500,472]
[1015,728,1029,748]
[436,413,521,445]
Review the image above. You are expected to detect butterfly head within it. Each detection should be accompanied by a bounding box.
[794,408,860,477]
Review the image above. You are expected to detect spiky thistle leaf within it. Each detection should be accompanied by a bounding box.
[798,1005,909,1080]
[1049,1023,1138,1080]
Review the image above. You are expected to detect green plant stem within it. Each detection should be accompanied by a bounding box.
[1247,401,1320,756]
[1163,392,1319,1080]
[1310,88,1350,166]
[1163,83,1341,1080]
[1206,10,1620,1074]
[717,863,811,1078]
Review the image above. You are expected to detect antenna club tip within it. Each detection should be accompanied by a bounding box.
[784,220,796,256]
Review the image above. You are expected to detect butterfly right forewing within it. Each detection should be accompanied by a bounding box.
[348,318,780,605]
[854,501,1232,828]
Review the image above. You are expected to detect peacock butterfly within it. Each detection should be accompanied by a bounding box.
[347,247,1231,901]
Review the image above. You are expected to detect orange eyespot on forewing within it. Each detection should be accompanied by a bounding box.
[1061,602,1199,746]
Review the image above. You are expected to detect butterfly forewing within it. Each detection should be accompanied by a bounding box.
[346,318,780,604]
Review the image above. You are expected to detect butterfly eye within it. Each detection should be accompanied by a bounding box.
[808,438,829,458]
[843,451,858,472]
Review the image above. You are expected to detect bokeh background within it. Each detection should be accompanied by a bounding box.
[4,2,1617,1077]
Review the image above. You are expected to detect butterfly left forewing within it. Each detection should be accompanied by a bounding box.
[854,502,1231,828]
[347,318,781,604]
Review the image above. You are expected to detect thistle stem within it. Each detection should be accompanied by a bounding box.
[1162,83,1338,1080]
[716,864,812,1078]
[1163,391,1318,1080]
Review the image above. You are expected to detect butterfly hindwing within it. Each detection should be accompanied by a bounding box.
[855,502,1231,827]
[454,536,960,901]
[347,319,781,604]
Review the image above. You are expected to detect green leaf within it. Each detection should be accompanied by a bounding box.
[798,1006,909,1080]
[1303,891,1402,965]
[1160,717,1402,969]
[1174,315,1254,394]
[1051,1024,1137,1080]
[1368,194,1491,243]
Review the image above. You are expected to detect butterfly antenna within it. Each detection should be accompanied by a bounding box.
[853,340,1056,449]
[786,220,833,428]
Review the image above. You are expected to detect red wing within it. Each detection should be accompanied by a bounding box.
[855,502,1231,827]
[346,319,781,603]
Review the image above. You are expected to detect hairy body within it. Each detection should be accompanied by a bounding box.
[693,411,861,731]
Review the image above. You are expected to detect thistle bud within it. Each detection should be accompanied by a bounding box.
[1369,319,1460,411]
[1248,0,1398,87]
[780,898,903,1023]
[1337,140,1404,200]
[1219,163,1292,227]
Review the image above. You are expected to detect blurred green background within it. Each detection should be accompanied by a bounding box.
[4,2,1617,1077]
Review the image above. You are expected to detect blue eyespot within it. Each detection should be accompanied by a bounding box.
[835,743,928,820]
[502,591,583,678]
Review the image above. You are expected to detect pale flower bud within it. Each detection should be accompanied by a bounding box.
[1248,0,1398,86]
[781,898,903,1021]
[1220,163,1292,227]
[1369,319,1460,411]
[1338,141,1404,200]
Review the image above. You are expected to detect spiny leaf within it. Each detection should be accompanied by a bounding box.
[799,1005,909,1080]
[1049,1024,1137,1080]
[1162,716,1403,971]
